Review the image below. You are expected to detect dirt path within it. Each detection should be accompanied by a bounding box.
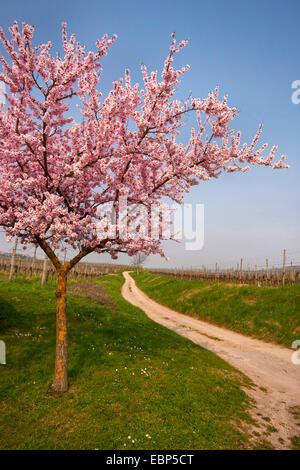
[121,271,300,449]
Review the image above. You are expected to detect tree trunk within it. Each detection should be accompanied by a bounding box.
[9,238,18,281]
[34,240,93,394]
[52,269,68,393]
[30,246,37,277]
[41,252,48,286]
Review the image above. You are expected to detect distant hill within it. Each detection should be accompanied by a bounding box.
[0,251,32,260]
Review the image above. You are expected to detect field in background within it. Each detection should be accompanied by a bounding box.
[148,262,300,287]
[0,253,130,281]
[0,274,265,450]
[2,247,299,286]
[133,272,300,347]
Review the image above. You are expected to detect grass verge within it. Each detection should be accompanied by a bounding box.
[0,274,257,449]
[132,272,300,347]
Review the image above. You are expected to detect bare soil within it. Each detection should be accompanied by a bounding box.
[68,282,116,308]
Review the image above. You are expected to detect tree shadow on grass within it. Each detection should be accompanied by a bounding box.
[0,297,20,334]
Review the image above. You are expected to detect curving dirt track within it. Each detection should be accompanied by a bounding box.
[121,271,300,449]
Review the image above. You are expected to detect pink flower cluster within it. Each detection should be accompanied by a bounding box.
[0,22,288,261]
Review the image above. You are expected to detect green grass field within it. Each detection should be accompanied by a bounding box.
[133,272,300,347]
[0,273,263,450]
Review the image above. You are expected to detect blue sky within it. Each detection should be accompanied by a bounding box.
[0,0,299,270]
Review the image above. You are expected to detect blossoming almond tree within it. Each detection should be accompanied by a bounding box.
[0,22,288,392]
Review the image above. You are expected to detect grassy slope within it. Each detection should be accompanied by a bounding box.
[0,274,260,450]
[133,272,300,347]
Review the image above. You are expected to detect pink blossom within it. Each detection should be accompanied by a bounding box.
[0,21,288,266]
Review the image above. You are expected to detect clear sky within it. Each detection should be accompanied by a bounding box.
[0,0,299,270]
